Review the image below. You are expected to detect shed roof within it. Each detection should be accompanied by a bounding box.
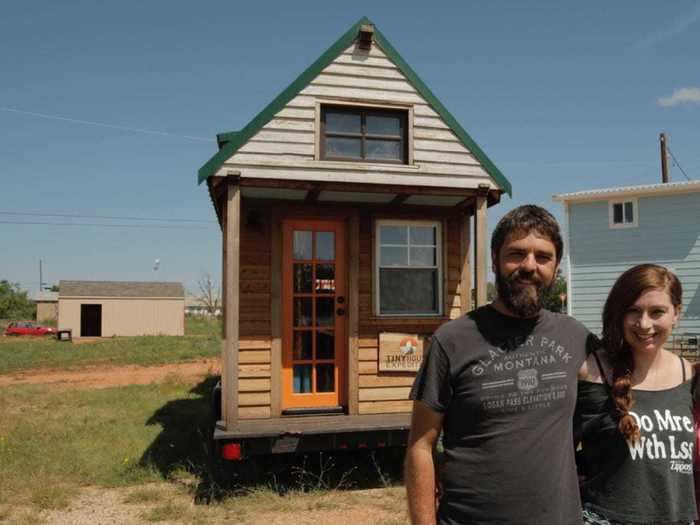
[35,291,59,302]
[198,16,511,196]
[59,281,185,298]
[553,180,700,203]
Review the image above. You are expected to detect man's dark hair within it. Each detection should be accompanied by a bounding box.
[491,205,563,264]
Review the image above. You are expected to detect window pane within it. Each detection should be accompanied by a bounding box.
[293,231,312,260]
[381,246,408,266]
[294,264,313,293]
[293,364,312,393]
[366,139,402,161]
[315,264,335,294]
[366,114,401,136]
[613,203,623,224]
[379,268,439,315]
[380,225,407,245]
[410,226,436,245]
[624,202,634,223]
[325,111,361,133]
[294,298,312,327]
[317,330,335,359]
[316,297,334,326]
[410,247,436,267]
[316,232,335,260]
[326,137,362,158]
[316,364,335,393]
[293,331,312,360]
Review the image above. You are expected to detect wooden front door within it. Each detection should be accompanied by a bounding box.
[282,218,346,410]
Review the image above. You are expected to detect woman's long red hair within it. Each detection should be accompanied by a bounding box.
[602,264,682,442]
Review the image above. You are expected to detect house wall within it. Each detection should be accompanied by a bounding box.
[219,43,494,190]
[58,298,185,336]
[567,191,700,335]
[36,301,58,323]
[233,200,466,419]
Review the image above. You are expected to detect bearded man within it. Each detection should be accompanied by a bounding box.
[405,205,595,525]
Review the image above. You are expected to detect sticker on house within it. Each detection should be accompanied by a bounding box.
[378,332,425,372]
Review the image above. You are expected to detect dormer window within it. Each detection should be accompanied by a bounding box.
[320,105,408,164]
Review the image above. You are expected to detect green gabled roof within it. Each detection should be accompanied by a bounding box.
[216,131,239,149]
[198,16,512,196]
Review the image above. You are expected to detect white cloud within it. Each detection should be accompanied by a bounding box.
[657,87,700,107]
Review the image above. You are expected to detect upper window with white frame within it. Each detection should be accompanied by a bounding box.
[609,199,638,228]
[320,105,408,164]
[375,220,442,316]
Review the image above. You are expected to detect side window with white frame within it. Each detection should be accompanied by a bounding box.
[609,199,638,228]
[375,220,442,316]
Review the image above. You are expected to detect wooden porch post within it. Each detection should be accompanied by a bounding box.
[347,214,360,415]
[459,213,473,315]
[474,194,488,307]
[270,214,282,417]
[222,175,241,428]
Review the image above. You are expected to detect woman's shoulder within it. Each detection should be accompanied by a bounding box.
[579,349,612,385]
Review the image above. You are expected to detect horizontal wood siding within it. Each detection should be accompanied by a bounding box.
[230,202,467,420]
[568,193,700,335]
[237,204,273,419]
[222,43,491,187]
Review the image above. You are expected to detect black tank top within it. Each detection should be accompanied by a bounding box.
[576,353,697,523]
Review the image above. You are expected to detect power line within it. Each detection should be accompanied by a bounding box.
[667,146,693,181]
[0,211,215,223]
[0,106,211,142]
[0,220,211,230]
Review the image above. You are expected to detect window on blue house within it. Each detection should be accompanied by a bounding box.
[609,199,638,228]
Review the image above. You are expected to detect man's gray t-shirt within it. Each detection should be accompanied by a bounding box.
[410,305,592,525]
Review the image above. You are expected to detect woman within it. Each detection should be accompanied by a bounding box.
[576,264,697,524]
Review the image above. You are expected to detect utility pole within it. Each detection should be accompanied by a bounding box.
[660,133,669,183]
[39,259,43,291]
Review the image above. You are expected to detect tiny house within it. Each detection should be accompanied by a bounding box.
[554,180,700,337]
[199,17,512,459]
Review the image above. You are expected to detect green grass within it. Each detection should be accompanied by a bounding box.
[0,334,220,374]
[142,501,191,522]
[0,377,218,509]
[184,316,221,337]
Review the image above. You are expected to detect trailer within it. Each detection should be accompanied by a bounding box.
[198,16,511,461]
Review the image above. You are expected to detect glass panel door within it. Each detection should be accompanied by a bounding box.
[282,219,346,409]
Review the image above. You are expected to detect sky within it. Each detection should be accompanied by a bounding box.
[1,1,699,297]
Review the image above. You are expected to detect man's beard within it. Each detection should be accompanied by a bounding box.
[495,268,552,318]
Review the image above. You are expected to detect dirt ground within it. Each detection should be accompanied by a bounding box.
[20,485,407,525]
[0,358,220,389]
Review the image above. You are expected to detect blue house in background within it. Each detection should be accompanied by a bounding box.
[553,180,700,337]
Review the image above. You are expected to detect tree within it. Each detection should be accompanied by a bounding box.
[196,273,221,316]
[47,284,59,292]
[0,280,35,320]
[487,282,497,302]
[542,270,567,313]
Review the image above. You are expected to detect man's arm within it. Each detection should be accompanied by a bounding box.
[405,400,444,525]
